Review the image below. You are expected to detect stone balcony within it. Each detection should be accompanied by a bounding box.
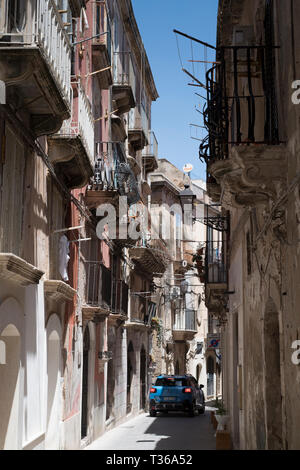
[128,106,149,152]
[0,0,72,136]
[112,52,136,115]
[208,145,287,208]
[142,131,158,173]
[172,309,197,341]
[48,81,94,189]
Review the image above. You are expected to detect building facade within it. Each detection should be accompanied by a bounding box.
[201,0,300,450]
[0,0,166,450]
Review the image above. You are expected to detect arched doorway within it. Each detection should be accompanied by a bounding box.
[81,326,90,439]
[264,298,282,449]
[207,356,215,398]
[127,342,134,414]
[140,346,146,410]
[0,324,21,450]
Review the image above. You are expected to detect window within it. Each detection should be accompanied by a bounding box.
[8,0,26,33]
[155,378,188,387]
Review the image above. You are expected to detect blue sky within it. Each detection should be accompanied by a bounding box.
[132,0,219,180]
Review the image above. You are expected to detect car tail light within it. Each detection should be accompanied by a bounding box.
[184,388,192,393]
[150,388,157,393]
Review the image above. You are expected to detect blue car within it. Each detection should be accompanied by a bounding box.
[149,375,205,417]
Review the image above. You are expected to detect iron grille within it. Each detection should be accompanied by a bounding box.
[200,43,280,165]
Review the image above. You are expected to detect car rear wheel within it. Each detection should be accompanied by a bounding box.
[150,410,157,417]
[188,403,196,417]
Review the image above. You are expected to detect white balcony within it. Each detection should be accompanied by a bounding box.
[173,309,197,341]
[48,82,94,189]
[0,0,72,135]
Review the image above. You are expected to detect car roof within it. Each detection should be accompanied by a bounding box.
[156,375,193,379]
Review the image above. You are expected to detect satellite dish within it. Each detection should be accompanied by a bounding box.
[183,164,193,174]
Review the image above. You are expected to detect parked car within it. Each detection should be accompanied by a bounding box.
[149,374,205,417]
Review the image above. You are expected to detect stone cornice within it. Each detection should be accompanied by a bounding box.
[44,280,76,302]
[0,254,44,286]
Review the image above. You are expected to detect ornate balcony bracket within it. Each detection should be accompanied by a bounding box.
[208,145,287,208]
[0,254,44,286]
[82,305,110,326]
[108,313,127,327]
[48,136,93,189]
[0,49,70,136]
[84,189,119,210]
[44,280,76,303]
[205,284,228,317]
[172,330,197,342]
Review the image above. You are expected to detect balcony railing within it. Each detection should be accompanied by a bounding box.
[111,280,129,316]
[205,240,227,284]
[142,131,158,158]
[129,104,149,135]
[200,45,280,164]
[113,51,136,100]
[173,309,196,332]
[93,0,112,63]
[0,0,72,105]
[85,262,112,308]
[58,82,94,162]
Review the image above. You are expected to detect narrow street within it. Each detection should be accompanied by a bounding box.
[86,408,216,451]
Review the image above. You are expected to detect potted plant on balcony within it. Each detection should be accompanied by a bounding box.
[150,317,163,346]
[193,247,206,282]
[215,399,230,431]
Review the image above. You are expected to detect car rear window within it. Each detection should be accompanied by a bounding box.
[155,378,188,387]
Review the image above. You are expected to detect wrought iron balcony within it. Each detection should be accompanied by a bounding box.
[0,0,72,135]
[92,0,112,89]
[112,51,136,114]
[142,131,158,173]
[204,240,228,318]
[48,81,94,188]
[129,237,169,277]
[85,142,141,210]
[201,45,285,207]
[172,309,197,341]
[200,45,280,165]
[111,279,129,317]
[85,261,112,312]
